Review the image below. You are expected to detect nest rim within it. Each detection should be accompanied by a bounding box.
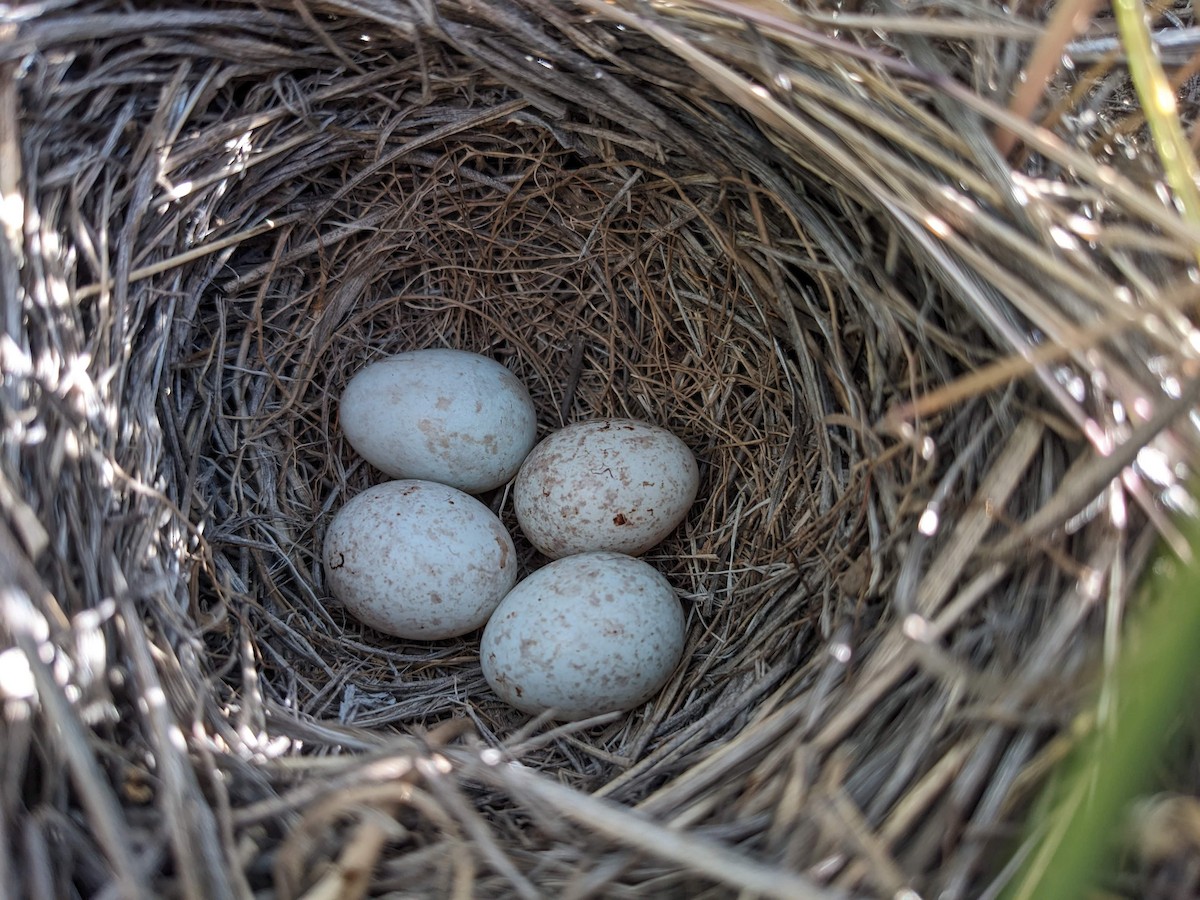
[4,1,1200,898]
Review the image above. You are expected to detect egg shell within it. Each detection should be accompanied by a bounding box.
[339,349,537,493]
[514,418,699,558]
[322,480,517,640]
[480,551,686,720]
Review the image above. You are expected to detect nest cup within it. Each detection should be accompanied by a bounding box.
[5,1,1200,897]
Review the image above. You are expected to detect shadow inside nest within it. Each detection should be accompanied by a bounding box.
[189,110,889,782]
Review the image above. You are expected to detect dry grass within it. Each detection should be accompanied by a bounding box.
[2,0,1199,897]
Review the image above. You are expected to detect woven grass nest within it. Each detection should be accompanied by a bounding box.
[4,0,1200,897]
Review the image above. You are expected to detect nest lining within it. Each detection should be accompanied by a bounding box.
[3,1,1199,898]
[196,79,875,782]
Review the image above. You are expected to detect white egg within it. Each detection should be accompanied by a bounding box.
[339,349,537,493]
[514,418,699,558]
[481,551,686,720]
[323,480,517,640]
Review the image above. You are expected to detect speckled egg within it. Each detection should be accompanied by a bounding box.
[513,418,699,558]
[339,349,537,494]
[322,480,517,640]
[480,551,686,720]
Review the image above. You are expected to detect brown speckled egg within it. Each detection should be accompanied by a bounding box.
[480,551,686,720]
[513,418,698,558]
[339,349,537,493]
[322,480,517,640]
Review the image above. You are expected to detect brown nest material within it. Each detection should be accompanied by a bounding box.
[3,0,1200,897]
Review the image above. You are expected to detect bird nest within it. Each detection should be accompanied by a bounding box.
[3,0,1199,897]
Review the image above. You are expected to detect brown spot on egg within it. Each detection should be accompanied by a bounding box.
[613,513,628,526]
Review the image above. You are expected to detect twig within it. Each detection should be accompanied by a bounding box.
[454,750,851,900]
